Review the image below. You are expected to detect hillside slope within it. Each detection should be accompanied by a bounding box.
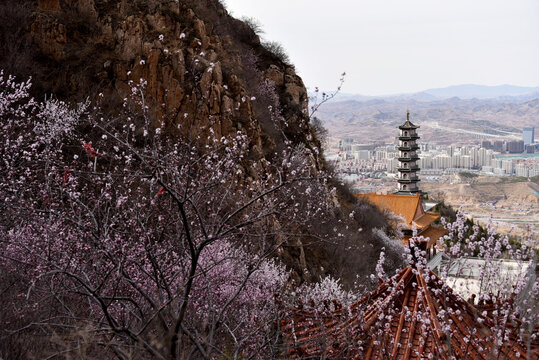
[0,0,400,284]
[3,0,315,160]
[317,97,538,144]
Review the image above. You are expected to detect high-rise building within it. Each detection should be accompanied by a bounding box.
[478,148,486,166]
[461,155,472,169]
[375,150,387,161]
[507,140,524,154]
[515,164,529,177]
[356,150,370,160]
[388,158,399,173]
[470,147,479,167]
[503,160,514,175]
[396,112,420,194]
[454,156,460,168]
[523,127,534,146]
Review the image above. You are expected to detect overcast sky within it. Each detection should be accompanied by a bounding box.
[224,0,539,95]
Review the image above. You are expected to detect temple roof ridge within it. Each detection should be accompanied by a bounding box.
[282,263,538,359]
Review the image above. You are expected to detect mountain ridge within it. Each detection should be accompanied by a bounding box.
[321,84,539,103]
[317,96,538,144]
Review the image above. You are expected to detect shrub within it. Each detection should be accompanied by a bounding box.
[262,40,292,65]
[241,16,265,36]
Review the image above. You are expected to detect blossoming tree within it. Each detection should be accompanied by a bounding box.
[0,69,335,359]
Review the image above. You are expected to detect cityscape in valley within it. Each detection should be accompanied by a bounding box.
[321,97,538,237]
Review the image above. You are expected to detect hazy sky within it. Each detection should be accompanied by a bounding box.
[225,0,539,95]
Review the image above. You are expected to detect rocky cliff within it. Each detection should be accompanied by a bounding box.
[0,0,398,284]
[8,0,312,162]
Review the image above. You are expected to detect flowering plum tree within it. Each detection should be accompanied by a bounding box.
[438,212,538,353]
[0,69,335,359]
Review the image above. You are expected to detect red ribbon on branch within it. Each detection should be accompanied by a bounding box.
[63,168,73,186]
[81,142,103,158]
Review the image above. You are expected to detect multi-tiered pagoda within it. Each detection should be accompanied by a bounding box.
[355,111,446,254]
[396,111,421,194]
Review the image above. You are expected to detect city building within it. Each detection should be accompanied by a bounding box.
[481,140,492,149]
[503,159,514,174]
[515,164,529,177]
[493,140,504,152]
[523,127,535,146]
[507,140,524,154]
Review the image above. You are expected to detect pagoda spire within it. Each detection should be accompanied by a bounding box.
[396,112,421,194]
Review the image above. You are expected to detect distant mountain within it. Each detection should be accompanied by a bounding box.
[318,84,539,103]
[316,97,539,144]
[422,84,539,100]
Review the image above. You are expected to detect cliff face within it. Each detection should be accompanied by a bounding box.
[24,0,316,165]
[0,0,323,280]
[1,0,398,284]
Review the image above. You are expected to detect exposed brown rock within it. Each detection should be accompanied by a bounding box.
[31,18,66,61]
[7,0,344,283]
[28,0,316,158]
[38,0,61,12]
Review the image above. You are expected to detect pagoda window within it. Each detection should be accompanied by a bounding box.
[404,142,408,146]
[404,131,408,136]
[403,185,407,190]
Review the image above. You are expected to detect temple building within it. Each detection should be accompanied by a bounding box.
[357,192,445,257]
[355,112,446,256]
[396,112,421,194]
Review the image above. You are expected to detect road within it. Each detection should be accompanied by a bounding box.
[423,122,521,139]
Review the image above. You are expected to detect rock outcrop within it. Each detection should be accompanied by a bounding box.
[25,0,314,164]
[2,0,323,280]
[0,0,396,285]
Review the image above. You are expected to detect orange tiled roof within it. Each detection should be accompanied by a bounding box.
[419,226,447,247]
[414,212,440,228]
[356,193,441,230]
[356,193,422,227]
[281,266,538,359]
[400,227,446,248]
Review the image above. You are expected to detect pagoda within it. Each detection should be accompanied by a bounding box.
[396,111,420,194]
[354,112,446,254]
